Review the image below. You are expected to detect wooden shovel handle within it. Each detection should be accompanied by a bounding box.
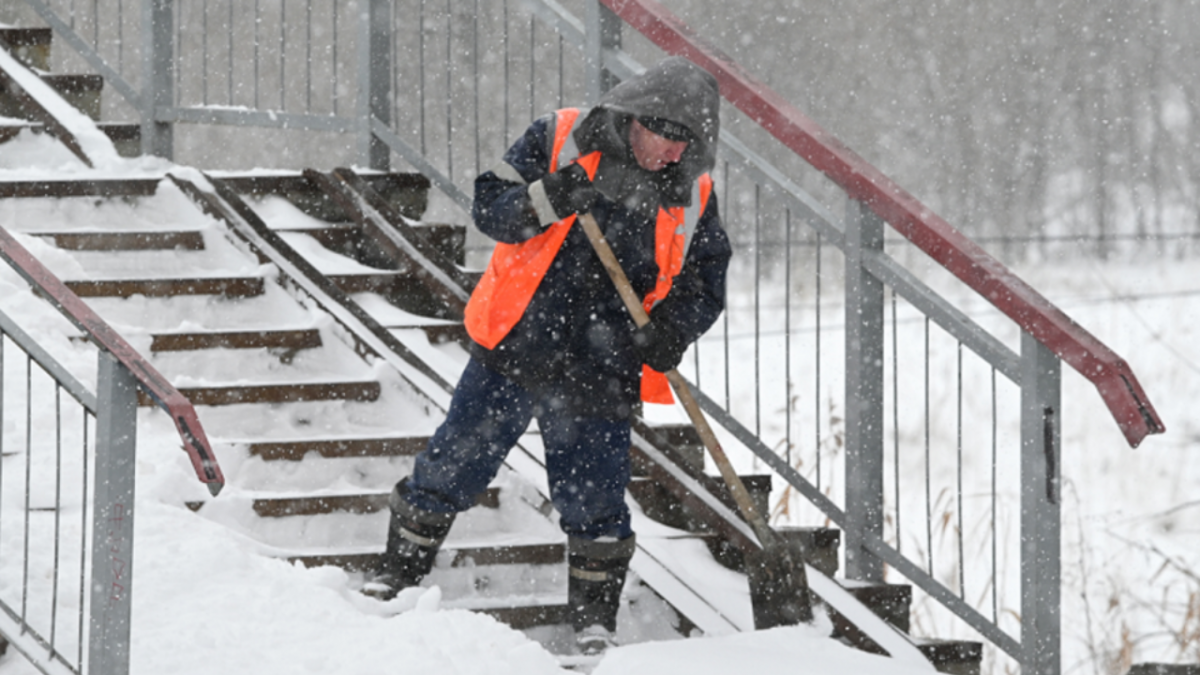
[578,212,777,547]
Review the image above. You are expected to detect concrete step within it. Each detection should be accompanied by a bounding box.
[473,602,569,630]
[327,271,455,319]
[294,540,573,630]
[218,172,430,223]
[0,73,103,120]
[326,271,405,295]
[0,27,51,70]
[245,435,429,461]
[149,328,322,353]
[1127,665,1200,675]
[0,177,159,198]
[34,230,206,251]
[915,639,984,675]
[64,276,265,298]
[245,486,501,518]
[136,380,381,407]
[297,222,468,268]
[0,119,138,156]
[830,581,982,675]
[287,541,565,573]
[97,122,140,157]
[293,541,574,630]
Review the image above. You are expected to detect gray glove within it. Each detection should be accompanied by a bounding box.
[632,321,686,373]
[541,163,601,218]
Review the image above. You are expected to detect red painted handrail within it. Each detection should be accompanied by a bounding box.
[0,226,224,494]
[602,0,1164,448]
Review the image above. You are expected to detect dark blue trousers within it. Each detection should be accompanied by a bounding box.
[405,358,633,540]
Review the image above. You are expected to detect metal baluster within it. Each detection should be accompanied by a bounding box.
[21,354,31,627]
[991,366,998,624]
[925,316,932,575]
[754,185,761,438]
[419,0,426,156]
[473,0,481,176]
[280,0,286,111]
[117,0,123,74]
[892,288,900,553]
[957,341,965,598]
[50,383,63,654]
[722,162,731,412]
[528,15,534,122]
[333,0,340,115]
[253,0,260,110]
[228,0,234,106]
[784,209,792,467]
[306,0,312,112]
[814,231,821,491]
[557,33,564,108]
[202,0,209,106]
[502,0,509,143]
[0,336,5,556]
[446,0,453,183]
[391,0,399,133]
[76,411,90,669]
[175,0,182,106]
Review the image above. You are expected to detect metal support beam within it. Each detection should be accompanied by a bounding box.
[357,0,392,170]
[140,0,174,159]
[1020,333,1062,675]
[584,0,622,104]
[88,353,139,675]
[844,197,886,582]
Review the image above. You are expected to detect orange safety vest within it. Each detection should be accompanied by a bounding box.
[465,108,713,404]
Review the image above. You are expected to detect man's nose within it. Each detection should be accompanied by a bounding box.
[664,141,687,163]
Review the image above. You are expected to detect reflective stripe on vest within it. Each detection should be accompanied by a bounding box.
[464,107,712,404]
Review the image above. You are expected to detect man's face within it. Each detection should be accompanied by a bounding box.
[629,118,689,172]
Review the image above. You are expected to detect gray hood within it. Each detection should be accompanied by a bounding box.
[573,57,720,212]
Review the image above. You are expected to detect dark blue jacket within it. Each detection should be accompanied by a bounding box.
[468,114,731,419]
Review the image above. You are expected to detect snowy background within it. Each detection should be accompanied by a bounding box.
[0,36,1195,672]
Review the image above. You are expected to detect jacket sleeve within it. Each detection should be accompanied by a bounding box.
[647,193,731,346]
[472,114,562,244]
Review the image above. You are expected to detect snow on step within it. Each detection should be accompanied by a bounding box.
[0,45,118,167]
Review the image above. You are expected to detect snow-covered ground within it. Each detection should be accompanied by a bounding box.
[0,123,1195,675]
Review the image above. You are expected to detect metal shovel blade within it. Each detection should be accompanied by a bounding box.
[746,544,814,628]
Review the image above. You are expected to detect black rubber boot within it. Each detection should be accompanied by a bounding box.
[362,479,455,601]
[567,534,636,655]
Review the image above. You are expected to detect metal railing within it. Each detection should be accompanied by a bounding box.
[12,0,1167,672]
[0,225,223,675]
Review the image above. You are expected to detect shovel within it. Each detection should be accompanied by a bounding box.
[578,212,813,628]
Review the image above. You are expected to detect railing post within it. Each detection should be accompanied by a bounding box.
[844,197,886,582]
[357,0,392,170]
[584,0,622,104]
[1020,333,1061,675]
[88,352,138,675]
[140,0,174,159]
